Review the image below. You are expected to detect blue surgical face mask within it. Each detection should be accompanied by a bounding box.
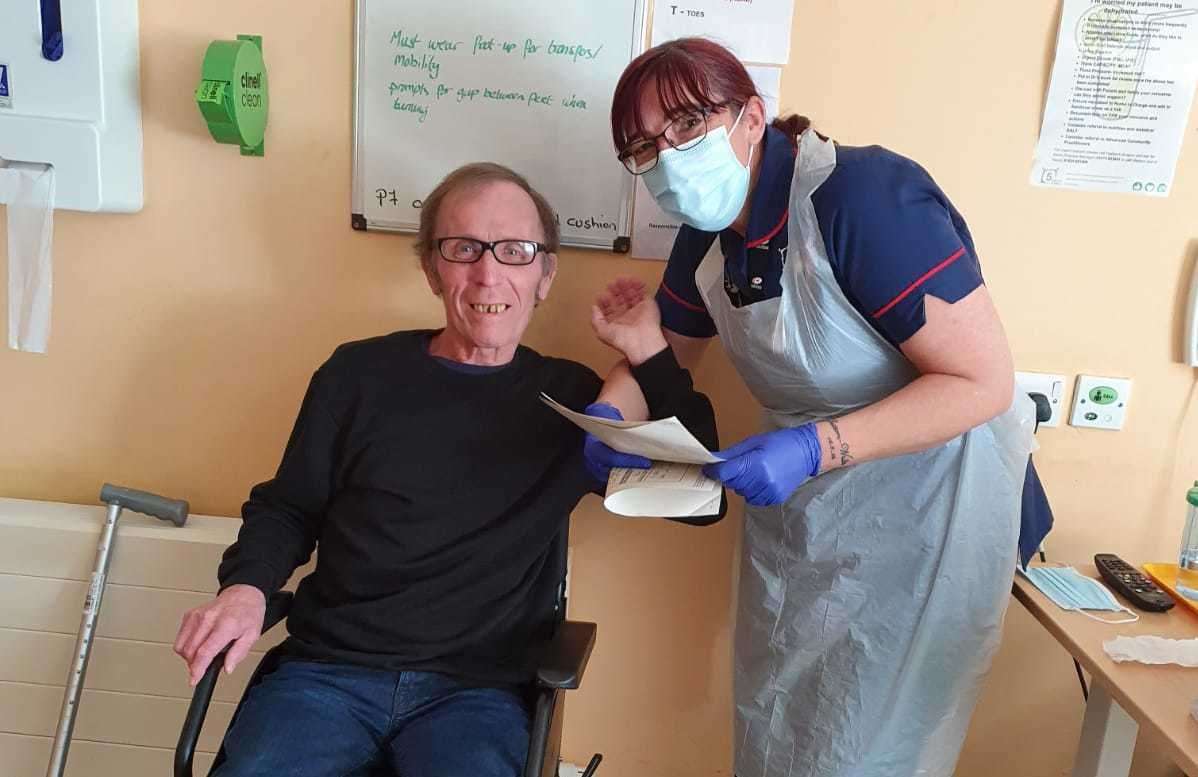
[1020,566,1139,623]
[642,106,753,233]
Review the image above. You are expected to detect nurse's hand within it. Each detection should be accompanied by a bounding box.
[703,424,822,506]
[591,277,668,365]
[583,402,652,484]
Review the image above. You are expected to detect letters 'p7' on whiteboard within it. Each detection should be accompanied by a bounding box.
[353,0,645,251]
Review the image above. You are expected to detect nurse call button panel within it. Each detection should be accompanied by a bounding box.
[1069,375,1132,431]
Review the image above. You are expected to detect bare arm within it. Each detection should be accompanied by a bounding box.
[813,287,1014,473]
[596,360,648,421]
[593,278,715,420]
[665,328,713,373]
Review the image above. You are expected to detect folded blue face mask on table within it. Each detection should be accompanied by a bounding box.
[1020,565,1139,623]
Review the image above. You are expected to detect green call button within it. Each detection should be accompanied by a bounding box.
[1089,386,1118,405]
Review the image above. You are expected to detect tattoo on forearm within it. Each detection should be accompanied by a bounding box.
[829,419,854,466]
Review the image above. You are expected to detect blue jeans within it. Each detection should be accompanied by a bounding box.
[211,660,530,777]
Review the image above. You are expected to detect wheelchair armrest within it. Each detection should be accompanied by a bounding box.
[535,620,596,690]
[174,590,293,777]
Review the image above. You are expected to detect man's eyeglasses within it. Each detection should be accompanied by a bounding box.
[617,102,729,175]
[436,237,547,266]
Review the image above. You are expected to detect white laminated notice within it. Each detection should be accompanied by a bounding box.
[1030,0,1198,195]
[650,0,796,65]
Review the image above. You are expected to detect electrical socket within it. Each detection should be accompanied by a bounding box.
[1015,371,1068,428]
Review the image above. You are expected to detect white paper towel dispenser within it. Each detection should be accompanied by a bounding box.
[0,0,143,212]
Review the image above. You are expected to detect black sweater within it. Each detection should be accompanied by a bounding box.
[218,330,721,685]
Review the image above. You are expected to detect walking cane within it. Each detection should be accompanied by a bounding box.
[46,483,189,777]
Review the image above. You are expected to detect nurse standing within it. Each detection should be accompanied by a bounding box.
[586,37,1053,777]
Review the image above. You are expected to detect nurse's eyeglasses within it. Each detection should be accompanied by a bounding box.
[617,101,730,175]
[436,237,547,266]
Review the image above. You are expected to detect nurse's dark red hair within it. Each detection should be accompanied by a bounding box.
[610,37,810,152]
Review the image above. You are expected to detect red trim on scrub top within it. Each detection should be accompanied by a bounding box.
[745,210,789,249]
[660,282,708,313]
[871,247,966,318]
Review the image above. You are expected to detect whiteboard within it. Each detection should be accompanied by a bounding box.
[352,0,646,251]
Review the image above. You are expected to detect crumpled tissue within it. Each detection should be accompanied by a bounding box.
[1104,635,1198,667]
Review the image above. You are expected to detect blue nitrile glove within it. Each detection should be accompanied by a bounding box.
[702,424,822,506]
[583,402,652,485]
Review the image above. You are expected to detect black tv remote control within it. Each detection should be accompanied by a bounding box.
[1094,554,1175,612]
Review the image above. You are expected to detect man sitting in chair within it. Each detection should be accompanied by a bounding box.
[173,162,721,777]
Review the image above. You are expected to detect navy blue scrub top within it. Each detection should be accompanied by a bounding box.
[655,126,1053,567]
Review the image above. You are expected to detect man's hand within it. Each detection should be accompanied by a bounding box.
[174,584,267,686]
[591,277,668,366]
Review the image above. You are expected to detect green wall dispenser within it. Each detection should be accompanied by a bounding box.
[195,34,269,156]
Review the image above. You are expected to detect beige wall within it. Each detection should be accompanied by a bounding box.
[1,2,1195,775]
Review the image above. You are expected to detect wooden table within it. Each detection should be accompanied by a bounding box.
[1013,565,1198,777]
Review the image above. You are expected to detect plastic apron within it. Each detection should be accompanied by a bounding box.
[695,130,1035,777]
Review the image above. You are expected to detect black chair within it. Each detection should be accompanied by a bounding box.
[174,527,602,777]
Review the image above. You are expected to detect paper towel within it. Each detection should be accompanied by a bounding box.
[0,161,55,353]
[1104,635,1198,666]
